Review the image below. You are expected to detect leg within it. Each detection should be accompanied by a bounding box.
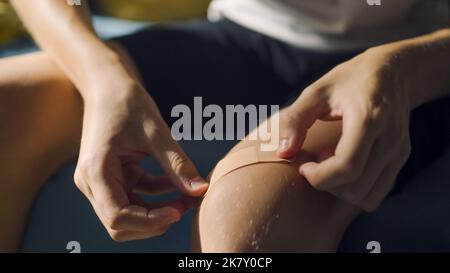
[193,98,450,252]
[193,112,361,252]
[0,52,82,252]
[0,19,299,252]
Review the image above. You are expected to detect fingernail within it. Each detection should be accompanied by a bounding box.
[189,177,208,190]
[278,138,290,152]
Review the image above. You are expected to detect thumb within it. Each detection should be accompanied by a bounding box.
[277,89,328,158]
[151,127,208,197]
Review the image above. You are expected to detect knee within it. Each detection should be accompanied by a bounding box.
[193,161,325,252]
[194,165,268,252]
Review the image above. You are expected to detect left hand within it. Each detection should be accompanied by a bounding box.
[277,48,412,211]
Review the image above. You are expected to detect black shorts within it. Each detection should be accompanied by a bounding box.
[114,19,450,195]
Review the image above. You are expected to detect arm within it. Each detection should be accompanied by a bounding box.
[10,0,121,93]
[371,28,450,108]
[277,27,450,211]
[11,0,208,241]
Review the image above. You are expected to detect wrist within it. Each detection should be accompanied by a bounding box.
[366,29,450,110]
[77,49,138,102]
[83,73,137,106]
[362,46,414,112]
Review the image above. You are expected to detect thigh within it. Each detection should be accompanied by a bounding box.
[0,51,81,166]
[0,52,72,105]
[0,52,81,252]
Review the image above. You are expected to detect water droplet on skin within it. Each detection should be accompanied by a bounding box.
[251,239,260,251]
[249,219,253,226]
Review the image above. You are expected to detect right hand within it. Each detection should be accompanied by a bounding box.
[74,61,208,242]
[276,49,412,211]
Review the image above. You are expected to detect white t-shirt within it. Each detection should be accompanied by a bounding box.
[208,0,449,51]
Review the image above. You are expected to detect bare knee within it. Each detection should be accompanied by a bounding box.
[0,52,78,113]
[194,157,345,252]
[0,52,81,188]
[0,51,68,86]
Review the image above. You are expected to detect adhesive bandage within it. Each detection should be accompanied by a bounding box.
[209,145,296,184]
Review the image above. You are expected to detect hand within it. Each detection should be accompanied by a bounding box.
[277,49,412,211]
[74,74,208,242]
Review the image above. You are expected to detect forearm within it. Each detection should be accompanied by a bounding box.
[10,0,127,95]
[369,28,450,109]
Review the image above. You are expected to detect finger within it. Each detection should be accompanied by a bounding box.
[105,205,181,233]
[329,138,389,205]
[91,200,174,242]
[82,154,180,234]
[106,225,172,242]
[277,88,329,158]
[129,194,197,216]
[316,147,335,162]
[150,125,208,196]
[103,216,174,242]
[76,154,188,241]
[75,153,131,226]
[300,107,376,190]
[87,188,180,234]
[109,194,198,232]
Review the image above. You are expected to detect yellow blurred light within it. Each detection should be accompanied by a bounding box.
[0,0,212,44]
[0,0,25,44]
[95,0,211,22]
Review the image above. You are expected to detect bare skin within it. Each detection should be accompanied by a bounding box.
[0,3,448,251]
[0,44,199,251]
[193,115,360,252]
[193,28,450,252]
[278,28,450,211]
[9,0,209,243]
[0,52,357,253]
[0,52,82,251]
